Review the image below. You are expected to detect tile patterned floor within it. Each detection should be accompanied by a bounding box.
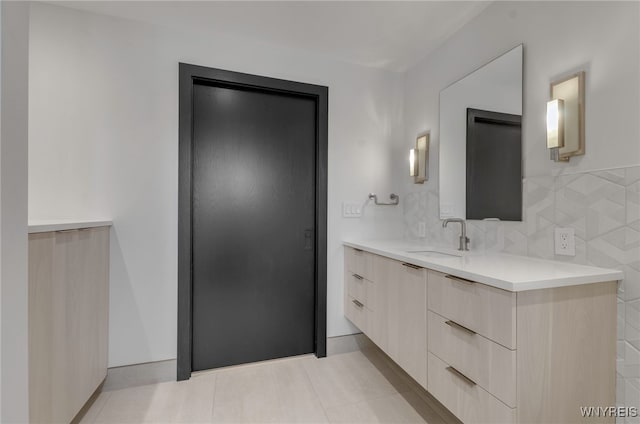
[80,348,459,424]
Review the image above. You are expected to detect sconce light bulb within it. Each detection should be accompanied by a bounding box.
[546,99,565,150]
[547,101,559,132]
[409,149,417,177]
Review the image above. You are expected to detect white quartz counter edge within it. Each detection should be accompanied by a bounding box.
[344,240,623,292]
[29,220,113,234]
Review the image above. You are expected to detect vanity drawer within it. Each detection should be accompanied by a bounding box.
[345,271,377,309]
[428,310,516,407]
[346,272,366,304]
[345,247,373,281]
[427,271,516,349]
[428,353,515,424]
[345,295,367,333]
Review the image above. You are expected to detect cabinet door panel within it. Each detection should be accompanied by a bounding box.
[51,230,74,421]
[65,230,93,419]
[372,255,396,354]
[60,228,110,421]
[366,258,387,349]
[387,261,427,389]
[30,228,111,424]
[86,228,110,401]
[29,233,56,423]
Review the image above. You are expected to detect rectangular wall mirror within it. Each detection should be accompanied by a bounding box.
[439,44,523,221]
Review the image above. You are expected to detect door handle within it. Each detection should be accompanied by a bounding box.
[304,229,313,250]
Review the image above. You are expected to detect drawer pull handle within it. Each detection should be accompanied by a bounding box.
[352,299,364,308]
[353,274,363,280]
[446,366,476,386]
[445,320,476,335]
[353,248,364,252]
[445,274,476,285]
[402,262,422,270]
[57,227,93,233]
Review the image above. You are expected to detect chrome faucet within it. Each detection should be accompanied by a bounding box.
[442,218,470,251]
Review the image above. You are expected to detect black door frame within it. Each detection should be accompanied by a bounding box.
[177,63,328,381]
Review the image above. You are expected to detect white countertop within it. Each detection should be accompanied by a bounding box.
[29,219,113,234]
[344,239,623,292]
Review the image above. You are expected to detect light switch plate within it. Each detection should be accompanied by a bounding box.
[554,227,576,256]
[342,202,362,218]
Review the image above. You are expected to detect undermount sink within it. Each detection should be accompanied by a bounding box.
[405,249,462,258]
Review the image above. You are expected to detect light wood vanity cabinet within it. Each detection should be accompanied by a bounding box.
[344,248,372,334]
[427,270,517,422]
[29,226,110,423]
[344,248,427,389]
[426,270,616,424]
[344,246,617,424]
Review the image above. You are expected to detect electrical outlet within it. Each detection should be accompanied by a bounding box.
[554,227,576,256]
[342,202,362,218]
[418,222,426,238]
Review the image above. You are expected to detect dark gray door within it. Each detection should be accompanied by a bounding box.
[191,82,316,371]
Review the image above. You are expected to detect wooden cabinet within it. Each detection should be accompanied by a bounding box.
[344,248,371,334]
[343,247,427,389]
[427,269,616,424]
[344,245,617,424]
[515,283,616,424]
[29,226,110,423]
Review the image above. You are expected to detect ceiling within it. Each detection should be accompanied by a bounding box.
[50,1,491,72]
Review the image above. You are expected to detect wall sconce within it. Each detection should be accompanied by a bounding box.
[546,71,585,162]
[409,133,429,184]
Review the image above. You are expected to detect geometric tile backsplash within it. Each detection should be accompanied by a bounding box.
[403,165,640,416]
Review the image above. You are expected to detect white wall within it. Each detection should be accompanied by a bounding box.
[28,2,404,367]
[400,0,640,409]
[1,2,30,421]
[403,1,639,193]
